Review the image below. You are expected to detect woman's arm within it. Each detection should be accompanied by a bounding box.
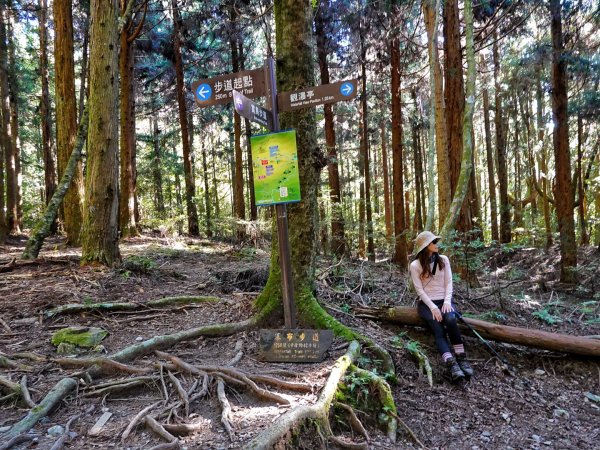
[410,262,437,311]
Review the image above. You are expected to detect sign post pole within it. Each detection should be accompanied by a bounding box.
[264,55,297,330]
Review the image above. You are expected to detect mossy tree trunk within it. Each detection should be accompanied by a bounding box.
[54,0,84,246]
[80,0,121,266]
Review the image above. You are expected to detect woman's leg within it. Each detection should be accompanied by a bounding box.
[418,302,452,360]
[442,311,474,377]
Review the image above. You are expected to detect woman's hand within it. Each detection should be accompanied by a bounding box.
[431,307,443,322]
[441,302,454,314]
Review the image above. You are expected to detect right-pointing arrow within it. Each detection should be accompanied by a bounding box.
[341,82,354,96]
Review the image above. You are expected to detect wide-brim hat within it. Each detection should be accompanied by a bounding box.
[414,231,441,256]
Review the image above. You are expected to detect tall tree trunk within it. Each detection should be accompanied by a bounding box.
[78,9,89,123]
[441,0,475,239]
[576,114,588,245]
[536,64,552,248]
[119,0,141,238]
[171,0,199,235]
[381,122,392,241]
[229,3,245,240]
[6,12,20,229]
[390,36,407,268]
[423,0,449,229]
[443,0,470,234]
[360,31,374,261]
[38,0,57,228]
[550,0,577,282]
[315,0,346,256]
[202,137,212,237]
[410,93,423,232]
[482,87,499,241]
[80,0,120,266]
[150,114,164,216]
[54,0,84,246]
[0,6,17,234]
[493,38,511,243]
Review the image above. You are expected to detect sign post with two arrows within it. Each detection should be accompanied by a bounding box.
[192,56,357,361]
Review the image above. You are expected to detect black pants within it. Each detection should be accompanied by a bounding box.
[417,299,464,356]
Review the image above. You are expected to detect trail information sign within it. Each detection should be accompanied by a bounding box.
[250,130,301,206]
[192,68,265,107]
[278,79,358,112]
[233,90,273,129]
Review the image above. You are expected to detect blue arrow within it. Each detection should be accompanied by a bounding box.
[340,82,354,96]
[196,83,212,101]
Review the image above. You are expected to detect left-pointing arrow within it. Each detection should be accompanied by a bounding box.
[196,83,212,101]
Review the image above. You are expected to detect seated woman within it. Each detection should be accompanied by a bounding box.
[409,231,474,381]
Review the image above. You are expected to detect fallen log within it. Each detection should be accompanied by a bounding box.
[355,306,600,358]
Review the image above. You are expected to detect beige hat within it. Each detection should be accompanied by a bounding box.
[414,230,441,256]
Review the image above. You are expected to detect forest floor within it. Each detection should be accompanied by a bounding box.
[0,233,599,449]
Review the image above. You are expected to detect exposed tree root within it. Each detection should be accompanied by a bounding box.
[55,357,152,375]
[0,354,32,371]
[247,341,361,450]
[394,336,433,387]
[348,366,398,443]
[2,377,77,442]
[389,410,427,449]
[45,295,220,318]
[217,378,234,440]
[49,405,94,450]
[122,401,161,442]
[19,376,36,408]
[82,377,159,398]
[334,401,369,442]
[145,415,178,444]
[0,433,34,450]
[167,371,189,417]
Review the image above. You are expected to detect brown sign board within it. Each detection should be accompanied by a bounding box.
[259,329,334,363]
[233,90,272,129]
[191,68,266,108]
[277,79,358,112]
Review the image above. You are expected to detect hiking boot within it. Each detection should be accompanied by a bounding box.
[446,357,465,381]
[456,354,474,378]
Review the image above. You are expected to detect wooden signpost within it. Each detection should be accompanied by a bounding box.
[192,56,356,362]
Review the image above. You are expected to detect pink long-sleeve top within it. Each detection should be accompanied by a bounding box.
[409,254,453,310]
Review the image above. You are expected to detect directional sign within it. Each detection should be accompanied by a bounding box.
[277,79,358,112]
[191,68,266,107]
[232,90,273,129]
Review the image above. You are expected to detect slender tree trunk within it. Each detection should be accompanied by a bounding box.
[410,95,423,232]
[229,4,245,240]
[202,138,212,237]
[37,0,57,227]
[80,0,121,266]
[360,32,374,261]
[550,0,577,282]
[54,0,84,246]
[0,7,17,234]
[381,122,392,241]
[171,0,199,235]
[315,0,346,256]
[576,115,588,245]
[78,10,89,124]
[493,38,511,243]
[482,87,499,241]
[6,12,20,229]
[239,42,257,221]
[119,0,141,238]
[536,64,552,248]
[390,36,407,268]
[151,114,164,216]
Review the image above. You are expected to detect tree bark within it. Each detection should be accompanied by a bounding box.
[6,12,20,230]
[493,38,511,243]
[81,0,121,266]
[576,115,588,245]
[0,5,17,234]
[315,0,346,256]
[482,86,499,241]
[38,0,57,234]
[151,113,165,216]
[381,122,392,241]
[119,0,143,238]
[202,138,212,237]
[358,306,600,358]
[390,36,407,268]
[171,0,199,235]
[54,0,84,246]
[550,0,577,282]
[441,0,475,238]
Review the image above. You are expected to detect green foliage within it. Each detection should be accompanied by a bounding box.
[463,311,507,323]
[533,308,563,325]
[121,255,157,275]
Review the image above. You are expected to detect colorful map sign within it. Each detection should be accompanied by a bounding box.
[250,130,301,206]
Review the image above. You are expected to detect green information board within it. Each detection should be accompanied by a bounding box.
[251,130,301,206]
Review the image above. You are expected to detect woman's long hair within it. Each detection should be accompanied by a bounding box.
[417,249,445,280]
